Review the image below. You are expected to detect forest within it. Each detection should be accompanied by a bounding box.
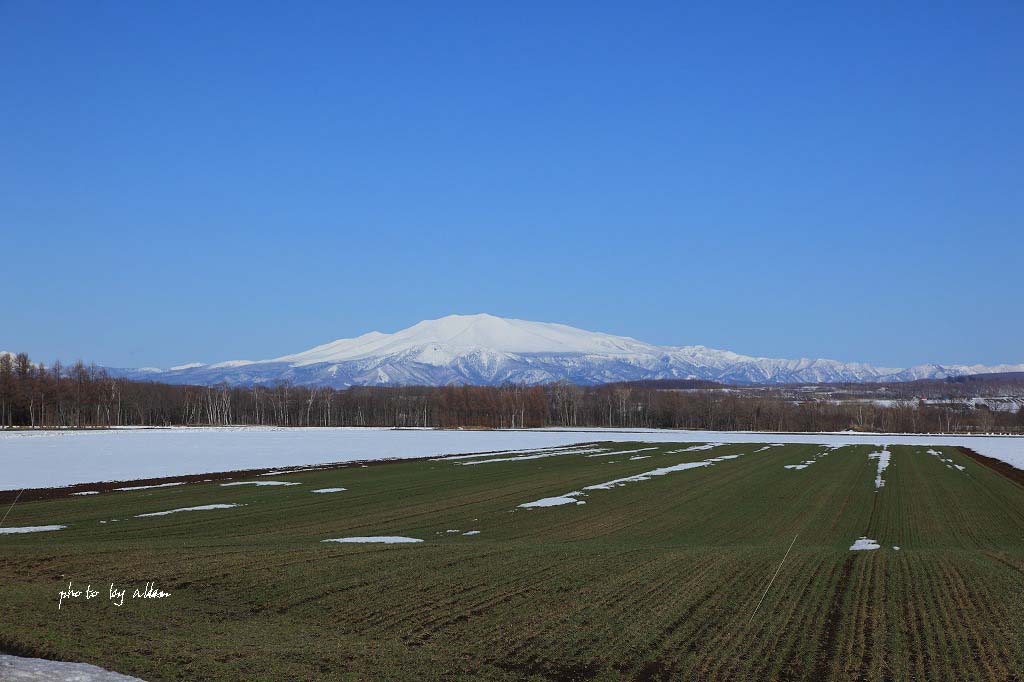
[2,352,1022,434]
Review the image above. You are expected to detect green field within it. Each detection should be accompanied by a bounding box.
[2,441,1023,680]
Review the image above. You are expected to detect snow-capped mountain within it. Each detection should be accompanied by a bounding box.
[107,314,1024,388]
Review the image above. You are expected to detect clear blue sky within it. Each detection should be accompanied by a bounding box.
[2,2,1021,369]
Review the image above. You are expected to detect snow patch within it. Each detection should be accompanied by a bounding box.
[115,482,185,491]
[71,490,99,496]
[135,504,243,518]
[868,449,891,490]
[311,487,347,493]
[518,453,743,509]
[0,525,66,534]
[220,481,301,487]
[665,443,722,453]
[581,460,719,491]
[518,496,586,508]
[457,447,608,465]
[260,466,329,476]
[437,445,584,461]
[322,536,422,544]
[925,448,966,472]
[783,446,840,471]
[0,654,144,681]
[463,530,480,535]
[850,537,881,551]
[586,447,658,458]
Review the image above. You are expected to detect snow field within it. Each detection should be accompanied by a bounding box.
[3,426,1022,490]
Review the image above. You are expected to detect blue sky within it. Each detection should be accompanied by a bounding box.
[2,2,1021,369]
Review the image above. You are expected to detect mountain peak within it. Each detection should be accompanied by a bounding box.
[275,314,655,366]
[106,315,1024,388]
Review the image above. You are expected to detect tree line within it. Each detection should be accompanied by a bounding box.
[2,352,1022,433]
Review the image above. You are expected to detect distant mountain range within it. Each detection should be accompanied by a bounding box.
[104,314,1024,388]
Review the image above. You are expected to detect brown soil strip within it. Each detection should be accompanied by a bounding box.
[957,447,1024,487]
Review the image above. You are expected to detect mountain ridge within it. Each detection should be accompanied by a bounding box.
[105,314,1024,387]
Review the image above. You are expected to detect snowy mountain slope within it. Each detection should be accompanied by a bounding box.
[273,314,657,365]
[107,314,1024,388]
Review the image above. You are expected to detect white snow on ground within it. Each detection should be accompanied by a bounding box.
[322,536,422,544]
[629,455,650,460]
[586,447,658,458]
[114,482,185,492]
[0,525,66,534]
[868,449,892,490]
[518,452,741,509]
[438,445,593,461]
[583,455,740,491]
[463,530,480,535]
[219,481,300,487]
[311,487,347,493]
[0,654,144,681]
[926,448,966,472]
[665,443,723,453]
[71,491,99,495]
[259,466,330,476]
[135,504,243,518]
[850,537,881,550]
[456,447,608,465]
[519,496,586,508]
[783,446,839,471]
[2,426,1022,490]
